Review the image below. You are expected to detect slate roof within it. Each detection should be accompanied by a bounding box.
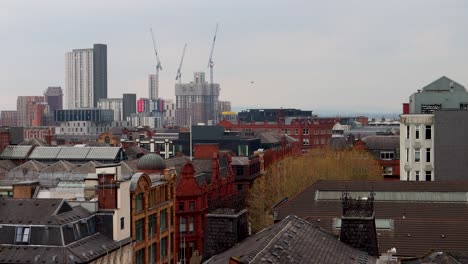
[329,137,350,151]
[71,161,102,174]
[362,136,399,150]
[0,145,33,159]
[259,131,282,144]
[121,159,140,179]
[275,180,468,257]
[165,156,189,175]
[0,235,126,264]
[231,156,249,166]
[206,215,376,264]
[11,160,47,173]
[124,145,149,159]
[18,138,49,146]
[0,198,89,225]
[404,251,468,264]
[0,160,16,171]
[0,197,129,264]
[40,160,78,173]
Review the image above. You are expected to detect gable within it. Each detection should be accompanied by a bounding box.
[422,76,466,92]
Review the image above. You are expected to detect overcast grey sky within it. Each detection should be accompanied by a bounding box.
[1,0,468,114]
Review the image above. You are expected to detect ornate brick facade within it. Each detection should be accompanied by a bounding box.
[218,117,337,152]
[175,144,237,261]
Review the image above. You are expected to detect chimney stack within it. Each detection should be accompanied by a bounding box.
[339,191,379,256]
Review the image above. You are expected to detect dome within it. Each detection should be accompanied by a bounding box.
[332,122,344,131]
[137,153,166,171]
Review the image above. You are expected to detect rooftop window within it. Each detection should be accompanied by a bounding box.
[334,218,392,230]
[15,226,31,244]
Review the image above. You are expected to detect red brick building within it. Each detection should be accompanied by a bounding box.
[218,117,337,152]
[354,136,400,180]
[174,144,236,262]
[0,110,18,127]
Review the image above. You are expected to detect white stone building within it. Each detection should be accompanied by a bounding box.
[399,114,434,181]
[98,98,123,121]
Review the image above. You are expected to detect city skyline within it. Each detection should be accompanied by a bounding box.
[1,0,468,113]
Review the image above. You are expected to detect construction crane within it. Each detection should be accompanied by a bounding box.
[207,23,218,123]
[150,28,162,100]
[175,43,187,83]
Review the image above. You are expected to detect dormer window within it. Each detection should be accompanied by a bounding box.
[15,226,31,244]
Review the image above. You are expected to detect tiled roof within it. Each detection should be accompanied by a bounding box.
[276,180,468,257]
[0,145,33,159]
[206,215,376,264]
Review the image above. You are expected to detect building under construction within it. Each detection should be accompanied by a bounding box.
[175,72,220,127]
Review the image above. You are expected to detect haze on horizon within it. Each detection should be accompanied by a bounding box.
[1,0,468,114]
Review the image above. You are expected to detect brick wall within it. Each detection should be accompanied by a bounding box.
[204,209,248,259]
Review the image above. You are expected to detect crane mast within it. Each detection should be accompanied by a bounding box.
[150,28,162,100]
[176,44,188,128]
[175,44,187,82]
[207,23,218,123]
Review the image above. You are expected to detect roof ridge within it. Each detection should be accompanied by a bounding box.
[248,219,293,263]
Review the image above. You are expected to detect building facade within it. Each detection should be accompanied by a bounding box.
[16,96,48,127]
[98,98,124,121]
[409,76,468,114]
[44,86,63,112]
[66,44,107,108]
[128,112,163,129]
[218,117,336,151]
[356,135,400,180]
[174,144,237,261]
[237,108,312,123]
[0,110,18,127]
[399,76,468,181]
[123,93,137,120]
[131,154,177,264]
[400,115,433,181]
[175,72,220,127]
[163,99,176,127]
[149,74,158,100]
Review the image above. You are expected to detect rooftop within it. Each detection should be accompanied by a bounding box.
[206,215,376,264]
[275,180,468,257]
